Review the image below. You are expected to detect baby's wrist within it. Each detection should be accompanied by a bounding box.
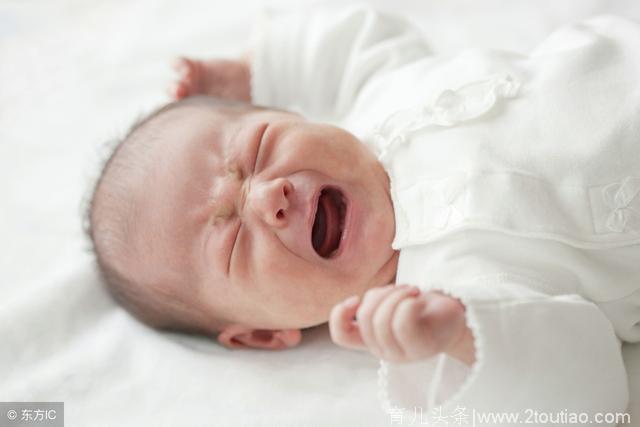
[444,324,476,366]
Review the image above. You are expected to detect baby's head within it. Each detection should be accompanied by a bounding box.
[87,96,398,349]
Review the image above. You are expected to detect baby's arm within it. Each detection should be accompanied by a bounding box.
[329,284,475,365]
[170,56,251,102]
[170,5,429,118]
[332,281,629,419]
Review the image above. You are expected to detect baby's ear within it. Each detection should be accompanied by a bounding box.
[217,324,301,350]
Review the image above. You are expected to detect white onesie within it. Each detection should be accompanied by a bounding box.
[250,5,640,424]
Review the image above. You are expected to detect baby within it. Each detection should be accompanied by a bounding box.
[88,5,640,422]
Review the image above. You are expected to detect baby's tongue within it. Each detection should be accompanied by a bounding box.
[318,191,340,257]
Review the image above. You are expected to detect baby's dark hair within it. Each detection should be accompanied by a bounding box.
[85,96,240,335]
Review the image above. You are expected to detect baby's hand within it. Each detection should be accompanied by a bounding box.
[169,56,251,102]
[329,285,475,364]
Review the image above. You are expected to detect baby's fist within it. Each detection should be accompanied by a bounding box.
[329,285,474,364]
[170,57,251,102]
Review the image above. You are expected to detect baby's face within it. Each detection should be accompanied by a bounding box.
[129,99,398,331]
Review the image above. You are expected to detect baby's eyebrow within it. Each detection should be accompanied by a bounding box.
[207,161,244,225]
[225,162,243,181]
[209,203,235,225]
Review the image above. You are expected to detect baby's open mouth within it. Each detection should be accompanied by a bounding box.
[311,187,346,258]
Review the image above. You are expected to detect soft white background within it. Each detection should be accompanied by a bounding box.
[1,0,639,426]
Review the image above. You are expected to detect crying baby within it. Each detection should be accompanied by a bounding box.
[87,93,471,361]
[87,5,640,419]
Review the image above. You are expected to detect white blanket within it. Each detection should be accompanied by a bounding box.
[1,0,638,425]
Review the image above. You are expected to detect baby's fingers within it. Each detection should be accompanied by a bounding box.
[329,296,366,350]
[372,285,421,361]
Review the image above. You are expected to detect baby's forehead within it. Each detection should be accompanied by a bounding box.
[126,103,243,281]
[144,99,255,157]
[147,101,227,139]
[93,98,263,314]
[149,96,253,128]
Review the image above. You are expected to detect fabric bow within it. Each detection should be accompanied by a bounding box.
[602,176,640,233]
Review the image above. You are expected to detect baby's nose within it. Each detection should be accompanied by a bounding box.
[247,177,293,228]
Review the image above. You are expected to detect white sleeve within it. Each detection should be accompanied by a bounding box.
[249,4,429,120]
[378,280,629,425]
